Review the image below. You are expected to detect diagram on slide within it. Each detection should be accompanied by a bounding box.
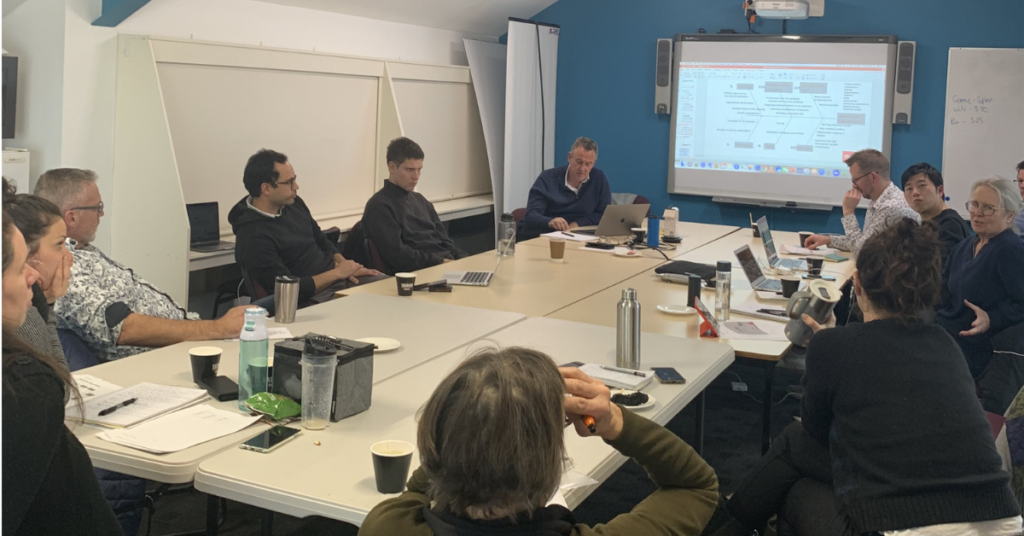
[673,63,887,175]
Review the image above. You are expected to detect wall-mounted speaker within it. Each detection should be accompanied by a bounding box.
[655,38,673,115]
[892,41,915,125]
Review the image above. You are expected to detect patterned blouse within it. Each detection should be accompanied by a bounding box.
[55,240,199,361]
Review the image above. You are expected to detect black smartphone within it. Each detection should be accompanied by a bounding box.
[801,274,836,281]
[584,242,615,250]
[239,426,302,453]
[651,367,686,384]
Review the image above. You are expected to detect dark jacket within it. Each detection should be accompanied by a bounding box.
[933,208,971,264]
[2,350,124,536]
[228,196,339,303]
[802,319,1020,532]
[362,181,466,273]
[518,166,611,241]
[937,228,1024,377]
[358,408,718,536]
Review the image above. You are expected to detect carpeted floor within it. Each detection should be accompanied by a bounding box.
[137,361,803,535]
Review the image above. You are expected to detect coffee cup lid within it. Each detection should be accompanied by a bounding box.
[717,261,731,272]
[189,346,222,357]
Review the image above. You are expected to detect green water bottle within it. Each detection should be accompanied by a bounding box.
[238,307,269,410]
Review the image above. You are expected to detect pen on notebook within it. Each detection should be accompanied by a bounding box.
[600,365,646,378]
[561,231,575,237]
[98,397,138,416]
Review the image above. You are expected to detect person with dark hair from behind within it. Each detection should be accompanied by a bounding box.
[2,209,124,536]
[229,149,383,305]
[517,137,612,242]
[902,162,970,264]
[2,179,73,376]
[361,137,467,273]
[937,177,1024,415]
[1015,160,1024,238]
[703,219,1021,536]
[359,347,719,536]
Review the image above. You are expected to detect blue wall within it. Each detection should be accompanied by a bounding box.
[528,0,1024,233]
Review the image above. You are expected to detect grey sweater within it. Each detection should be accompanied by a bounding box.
[17,285,71,403]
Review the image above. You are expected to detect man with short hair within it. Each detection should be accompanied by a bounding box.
[1015,160,1024,238]
[804,149,920,257]
[517,137,612,241]
[902,162,970,260]
[362,137,467,273]
[34,168,247,362]
[229,149,382,305]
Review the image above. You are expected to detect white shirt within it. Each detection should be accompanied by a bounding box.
[884,516,1023,536]
[564,169,590,195]
[246,196,281,218]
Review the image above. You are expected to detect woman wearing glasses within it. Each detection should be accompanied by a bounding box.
[937,176,1024,414]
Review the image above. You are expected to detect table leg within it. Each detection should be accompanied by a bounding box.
[206,494,220,536]
[693,390,706,456]
[261,509,274,536]
[761,361,776,454]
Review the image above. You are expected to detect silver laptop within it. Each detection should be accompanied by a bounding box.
[734,244,783,293]
[756,216,807,271]
[575,204,650,237]
[443,255,503,287]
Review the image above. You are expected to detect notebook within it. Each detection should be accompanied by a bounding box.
[67,383,209,429]
[578,364,654,390]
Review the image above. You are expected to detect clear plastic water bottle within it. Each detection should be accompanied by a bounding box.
[497,213,516,256]
[715,261,732,321]
[238,307,269,410]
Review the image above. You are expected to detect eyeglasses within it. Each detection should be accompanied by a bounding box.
[276,178,298,189]
[69,201,104,213]
[850,171,872,185]
[965,201,1001,216]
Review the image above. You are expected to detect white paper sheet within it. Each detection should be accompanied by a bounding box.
[99,405,262,454]
[730,302,789,323]
[779,244,836,257]
[718,320,789,341]
[70,375,123,406]
[541,231,599,242]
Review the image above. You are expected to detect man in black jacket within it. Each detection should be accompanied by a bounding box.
[361,138,467,273]
[229,149,383,306]
[902,162,970,262]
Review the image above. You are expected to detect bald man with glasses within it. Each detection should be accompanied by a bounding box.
[804,149,920,258]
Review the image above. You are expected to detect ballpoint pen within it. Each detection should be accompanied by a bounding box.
[98,397,138,416]
[600,365,646,378]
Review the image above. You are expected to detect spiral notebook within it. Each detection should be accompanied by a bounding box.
[578,364,653,390]
[67,382,208,429]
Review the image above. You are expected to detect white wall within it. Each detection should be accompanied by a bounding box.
[4,0,497,258]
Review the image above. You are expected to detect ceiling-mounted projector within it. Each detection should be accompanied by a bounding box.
[754,0,810,19]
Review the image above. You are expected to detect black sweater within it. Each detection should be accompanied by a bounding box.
[228,196,339,303]
[933,208,971,263]
[2,351,123,535]
[362,181,466,273]
[801,319,1018,532]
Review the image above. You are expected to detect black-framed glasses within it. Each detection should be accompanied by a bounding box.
[276,178,298,189]
[850,171,872,184]
[69,201,104,213]
[965,201,1000,216]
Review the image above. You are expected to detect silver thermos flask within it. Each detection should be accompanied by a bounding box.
[274,275,300,323]
[616,288,641,369]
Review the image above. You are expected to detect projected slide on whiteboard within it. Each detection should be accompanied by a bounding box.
[668,36,896,208]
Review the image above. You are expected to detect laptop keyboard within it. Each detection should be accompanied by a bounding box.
[760,279,783,292]
[461,272,491,285]
[776,258,805,270]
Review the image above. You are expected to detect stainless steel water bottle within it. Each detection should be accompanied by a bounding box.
[616,288,641,369]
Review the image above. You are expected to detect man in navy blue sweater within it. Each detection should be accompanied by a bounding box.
[517,137,612,241]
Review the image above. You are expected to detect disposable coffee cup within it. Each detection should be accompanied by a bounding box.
[549,237,566,263]
[807,257,824,278]
[781,277,802,299]
[395,273,416,296]
[752,223,761,238]
[371,440,415,494]
[631,227,646,243]
[189,346,222,386]
[798,232,813,248]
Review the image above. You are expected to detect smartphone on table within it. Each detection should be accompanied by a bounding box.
[239,426,302,453]
[651,367,686,384]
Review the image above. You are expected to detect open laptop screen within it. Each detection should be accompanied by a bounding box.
[186,202,220,245]
[756,216,779,264]
[733,245,764,283]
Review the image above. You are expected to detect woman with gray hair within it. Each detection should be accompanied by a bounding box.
[359,347,719,536]
[937,176,1024,414]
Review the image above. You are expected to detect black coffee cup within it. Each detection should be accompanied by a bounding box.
[189,346,222,386]
[798,232,813,248]
[395,273,416,297]
[752,223,761,238]
[631,227,646,243]
[807,257,824,278]
[781,277,802,299]
[371,440,415,493]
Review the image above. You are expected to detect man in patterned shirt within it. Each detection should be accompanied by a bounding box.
[804,149,920,257]
[34,168,246,362]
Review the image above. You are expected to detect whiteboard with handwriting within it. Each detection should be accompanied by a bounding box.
[942,48,1024,217]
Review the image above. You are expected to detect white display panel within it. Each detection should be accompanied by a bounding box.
[668,36,896,208]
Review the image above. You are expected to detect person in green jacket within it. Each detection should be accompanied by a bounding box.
[358,346,719,536]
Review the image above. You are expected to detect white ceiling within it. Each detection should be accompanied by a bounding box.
[251,0,558,37]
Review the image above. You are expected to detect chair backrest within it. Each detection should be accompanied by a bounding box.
[323,226,342,245]
[58,328,102,371]
[239,265,269,300]
[511,208,526,227]
[633,195,652,217]
[366,237,392,276]
[341,221,372,267]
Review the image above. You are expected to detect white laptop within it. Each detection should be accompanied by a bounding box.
[443,255,504,287]
[734,244,784,294]
[756,216,807,271]
[575,204,650,237]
